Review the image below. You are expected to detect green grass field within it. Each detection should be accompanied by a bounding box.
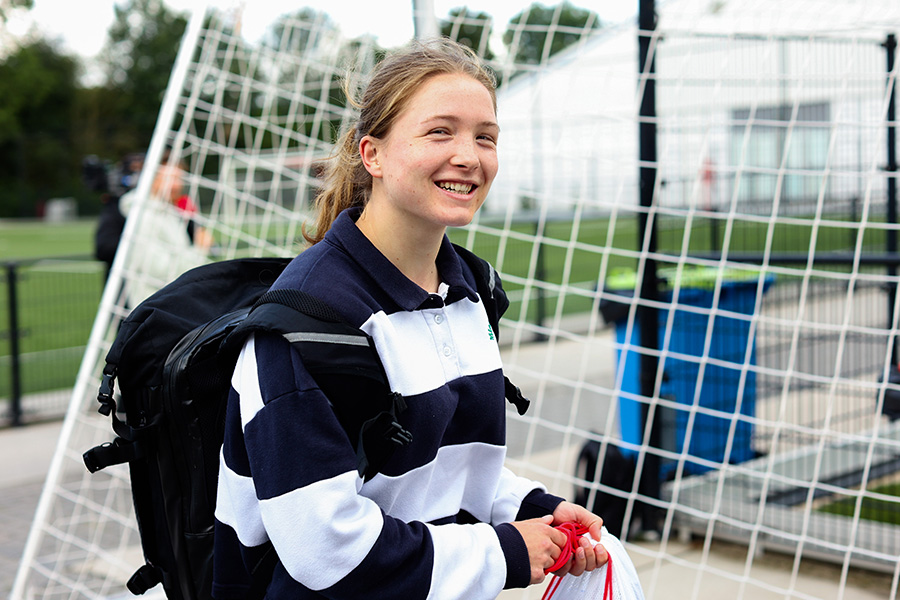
[818,483,900,525]
[0,211,886,410]
[0,219,95,259]
[450,211,881,321]
[1,219,102,413]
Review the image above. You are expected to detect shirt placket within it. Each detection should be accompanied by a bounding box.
[424,306,460,381]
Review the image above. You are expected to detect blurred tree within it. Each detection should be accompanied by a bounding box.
[260,9,379,150]
[264,8,343,149]
[440,7,495,60]
[0,0,34,65]
[100,0,188,153]
[0,39,79,217]
[0,0,33,24]
[503,1,600,66]
[72,85,124,159]
[264,7,338,55]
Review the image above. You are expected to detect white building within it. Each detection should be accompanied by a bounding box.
[489,0,900,220]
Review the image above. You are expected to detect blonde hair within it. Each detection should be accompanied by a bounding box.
[303,38,497,245]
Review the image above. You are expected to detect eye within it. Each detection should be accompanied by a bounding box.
[477,133,497,146]
[429,128,451,136]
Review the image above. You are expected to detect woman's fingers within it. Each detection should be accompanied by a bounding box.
[594,541,610,566]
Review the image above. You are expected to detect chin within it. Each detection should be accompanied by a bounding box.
[441,204,484,228]
[442,213,477,228]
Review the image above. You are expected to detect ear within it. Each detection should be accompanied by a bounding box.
[359,135,383,178]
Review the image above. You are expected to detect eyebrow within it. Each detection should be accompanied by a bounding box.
[422,115,500,131]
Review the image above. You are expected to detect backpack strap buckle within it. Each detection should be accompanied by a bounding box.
[83,436,146,473]
[356,398,413,481]
[385,392,412,445]
[384,419,413,447]
[97,365,117,416]
[504,376,530,415]
[127,563,163,596]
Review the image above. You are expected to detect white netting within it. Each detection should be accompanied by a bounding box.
[14,1,900,599]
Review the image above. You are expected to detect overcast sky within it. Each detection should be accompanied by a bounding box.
[8,0,637,60]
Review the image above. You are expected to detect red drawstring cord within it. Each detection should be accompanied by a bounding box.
[541,558,613,600]
[540,523,613,600]
[604,556,613,598]
[542,575,563,600]
[544,523,591,574]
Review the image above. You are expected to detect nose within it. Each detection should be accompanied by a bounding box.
[451,137,479,170]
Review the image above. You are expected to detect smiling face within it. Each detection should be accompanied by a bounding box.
[359,72,499,238]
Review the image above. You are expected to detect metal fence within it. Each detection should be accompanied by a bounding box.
[0,256,104,427]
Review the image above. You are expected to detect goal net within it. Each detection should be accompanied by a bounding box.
[14,1,900,599]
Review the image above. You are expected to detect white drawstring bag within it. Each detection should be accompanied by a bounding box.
[541,527,645,600]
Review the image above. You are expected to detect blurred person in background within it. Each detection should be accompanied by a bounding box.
[119,153,210,306]
[87,152,144,281]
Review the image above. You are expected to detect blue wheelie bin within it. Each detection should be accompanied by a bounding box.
[601,267,774,477]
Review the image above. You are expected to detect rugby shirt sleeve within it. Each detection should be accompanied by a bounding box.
[215,332,529,599]
[489,466,565,525]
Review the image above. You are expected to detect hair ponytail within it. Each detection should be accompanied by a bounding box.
[303,123,369,245]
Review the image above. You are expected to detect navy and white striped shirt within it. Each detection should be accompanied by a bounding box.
[213,208,562,599]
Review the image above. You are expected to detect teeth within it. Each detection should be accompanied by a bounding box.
[437,182,473,194]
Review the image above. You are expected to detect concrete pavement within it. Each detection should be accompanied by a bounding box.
[1,419,64,599]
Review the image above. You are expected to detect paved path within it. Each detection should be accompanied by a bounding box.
[1,419,63,599]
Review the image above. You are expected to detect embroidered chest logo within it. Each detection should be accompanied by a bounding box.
[488,324,495,341]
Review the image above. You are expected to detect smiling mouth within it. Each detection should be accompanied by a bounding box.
[436,181,475,194]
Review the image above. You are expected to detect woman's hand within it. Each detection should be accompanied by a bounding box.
[548,501,609,577]
[511,515,569,584]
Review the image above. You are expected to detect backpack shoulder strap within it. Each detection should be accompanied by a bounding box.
[225,289,412,481]
[452,243,507,340]
[451,244,530,416]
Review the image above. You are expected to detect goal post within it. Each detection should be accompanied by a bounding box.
[13,2,900,599]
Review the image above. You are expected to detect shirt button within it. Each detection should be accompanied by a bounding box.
[442,346,452,357]
[434,314,444,324]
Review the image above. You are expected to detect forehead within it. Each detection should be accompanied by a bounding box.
[401,73,497,123]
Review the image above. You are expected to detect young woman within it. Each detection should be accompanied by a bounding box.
[213,38,608,599]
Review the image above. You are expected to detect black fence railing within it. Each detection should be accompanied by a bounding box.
[1,256,104,427]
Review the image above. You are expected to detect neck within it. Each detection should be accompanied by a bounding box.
[356,205,444,293]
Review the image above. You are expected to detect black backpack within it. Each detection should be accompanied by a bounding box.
[83,248,528,600]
